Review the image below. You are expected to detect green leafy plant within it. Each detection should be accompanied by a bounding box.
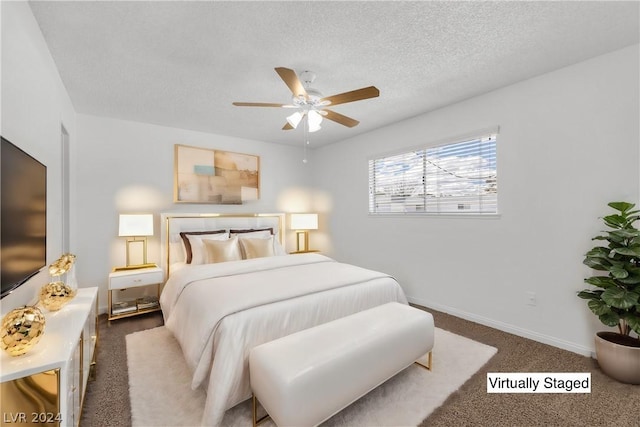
[579,202,640,338]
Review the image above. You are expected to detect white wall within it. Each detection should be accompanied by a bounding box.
[75,115,311,311]
[311,45,640,355]
[1,1,77,314]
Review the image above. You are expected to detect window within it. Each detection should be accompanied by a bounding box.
[368,130,498,215]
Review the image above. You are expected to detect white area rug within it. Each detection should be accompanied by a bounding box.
[127,326,496,427]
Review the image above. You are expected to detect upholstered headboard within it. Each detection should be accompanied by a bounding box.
[160,213,285,277]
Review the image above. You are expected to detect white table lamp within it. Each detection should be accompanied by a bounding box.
[290,213,318,252]
[118,214,155,269]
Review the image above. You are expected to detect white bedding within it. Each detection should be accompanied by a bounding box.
[160,253,408,426]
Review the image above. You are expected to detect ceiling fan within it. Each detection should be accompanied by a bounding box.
[233,67,379,133]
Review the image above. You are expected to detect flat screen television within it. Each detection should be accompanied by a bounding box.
[1,136,47,298]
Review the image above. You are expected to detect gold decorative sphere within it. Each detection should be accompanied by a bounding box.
[39,281,76,311]
[1,306,46,357]
[48,253,76,277]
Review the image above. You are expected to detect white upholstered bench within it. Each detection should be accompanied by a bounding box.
[249,302,435,427]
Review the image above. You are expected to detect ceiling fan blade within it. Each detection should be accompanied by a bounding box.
[323,109,360,128]
[322,86,379,106]
[282,122,294,130]
[232,102,290,107]
[275,67,308,99]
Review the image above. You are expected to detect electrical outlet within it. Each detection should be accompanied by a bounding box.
[526,291,537,306]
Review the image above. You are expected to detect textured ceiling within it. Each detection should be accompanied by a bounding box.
[28,1,639,147]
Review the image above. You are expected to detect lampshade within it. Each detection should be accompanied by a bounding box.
[286,110,323,133]
[290,213,318,230]
[118,214,154,237]
[307,110,322,133]
[286,111,304,128]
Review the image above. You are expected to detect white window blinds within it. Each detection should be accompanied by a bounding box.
[368,131,498,215]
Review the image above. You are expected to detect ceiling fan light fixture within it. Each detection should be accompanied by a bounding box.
[286,111,304,129]
[308,123,321,133]
[308,110,323,133]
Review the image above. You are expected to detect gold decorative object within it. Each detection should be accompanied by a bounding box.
[48,253,76,277]
[1,306,46,356]
[39,281,76,311]
[43,253,78,305]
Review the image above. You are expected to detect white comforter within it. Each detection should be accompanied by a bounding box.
[160,253,408,426]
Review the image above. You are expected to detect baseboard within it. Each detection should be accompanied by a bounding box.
[408,295,595,358]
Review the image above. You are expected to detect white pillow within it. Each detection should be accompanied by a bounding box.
[203,236,242,263]
[169,236,186,263]
[273,233,286,256]
[186,232,229,264]
[239,236,276,259]
[231,230,286,256]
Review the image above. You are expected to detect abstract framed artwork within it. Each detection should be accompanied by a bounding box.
[174,144,260,204]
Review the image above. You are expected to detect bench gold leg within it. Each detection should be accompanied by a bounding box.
[252,394,270,427]
[414,351,433,371]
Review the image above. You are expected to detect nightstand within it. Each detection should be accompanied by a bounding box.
[108,266,163,320]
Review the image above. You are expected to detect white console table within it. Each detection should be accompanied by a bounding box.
[1,287,98,427]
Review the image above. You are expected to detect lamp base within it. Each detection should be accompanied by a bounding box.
[112,263,158,272]
[295,230,310,252]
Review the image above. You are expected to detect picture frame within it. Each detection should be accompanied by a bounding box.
[173,144,260,204]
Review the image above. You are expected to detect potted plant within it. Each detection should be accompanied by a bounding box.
[579,201,640,384]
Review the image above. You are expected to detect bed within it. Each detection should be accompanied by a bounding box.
[159,213,408,426]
